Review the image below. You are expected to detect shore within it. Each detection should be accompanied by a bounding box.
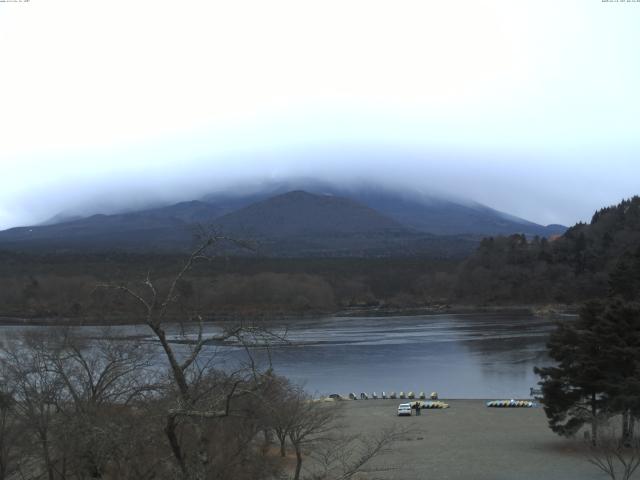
[335,399,601,480]
[0,303,578,326]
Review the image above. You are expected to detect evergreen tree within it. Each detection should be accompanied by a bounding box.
[536,299,640,444]
[609,246,640,301]
[535,301,611,444]
[595,300,640,445]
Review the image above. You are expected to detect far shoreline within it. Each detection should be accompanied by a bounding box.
[0,303,578,327]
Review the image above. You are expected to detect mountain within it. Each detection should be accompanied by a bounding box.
[205,180,565,237]
[322,188,566,237]
[0,190,479,257]
[213,190,405,237]
[0,184,566,256]
[207,190,478,257]
[0,201,223,253]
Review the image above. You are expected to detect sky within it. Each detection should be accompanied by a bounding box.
[1,0,639,229]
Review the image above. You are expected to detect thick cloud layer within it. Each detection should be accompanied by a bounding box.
[1,1,638,229]
[3,146,638,229]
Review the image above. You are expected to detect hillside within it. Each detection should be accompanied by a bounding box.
[329,188,565,237]
[0,184,565,257]
[213,190,405,237]
[203,181,566,237]
[455,196,640,304]
[207,191,484,258]
[0,203,213,253]
[0,191,477,257]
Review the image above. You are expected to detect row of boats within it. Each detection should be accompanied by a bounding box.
[408,400,450,409]
[327,392,536,408]
[486,399,536,408]
[336,391,439,400]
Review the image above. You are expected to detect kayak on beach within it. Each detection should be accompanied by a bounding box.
[486,399,536,408]
[413,401,449,409]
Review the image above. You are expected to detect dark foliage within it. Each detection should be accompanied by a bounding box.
[535,301,612,441]
[456,196,640,304]
[536,299,640,444]
[1,196,638,320]
[0,254,458,320]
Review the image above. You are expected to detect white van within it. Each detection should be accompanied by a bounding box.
[397,403,412,416]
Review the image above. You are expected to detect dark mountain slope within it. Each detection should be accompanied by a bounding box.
[0,190,479,257]
[0,201,224,253]
[0,182,565,256]
[338,188,565,237]
[206,190,482,257]
[203,180,565,237]
[212,190,406,237]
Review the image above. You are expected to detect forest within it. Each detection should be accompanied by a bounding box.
[1,196,638,321]
[455,196,640,304]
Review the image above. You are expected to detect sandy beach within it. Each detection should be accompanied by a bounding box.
[335,399,605,480]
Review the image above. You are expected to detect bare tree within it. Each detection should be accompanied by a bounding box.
[586,422,640,480]
[48,329,153,408]
[309,426,408,480]
[0,383,21,480]
[1,331,67,480]
[0,235,406,480]
[287,391,341,480]
[282,390,407,480]
[98,236,284,479]
[47,328,156,479]
[261,375,297,458]
[0,327,161,480]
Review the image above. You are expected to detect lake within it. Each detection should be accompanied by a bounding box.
[241,312,560,398]
[0,312,565,399]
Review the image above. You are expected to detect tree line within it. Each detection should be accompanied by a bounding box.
[0,254,458,320]
[456,196,640,304]
[1,196,639,321]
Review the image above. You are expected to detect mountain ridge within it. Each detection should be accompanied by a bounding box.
[0,186,566,256]
[212,190,407,238]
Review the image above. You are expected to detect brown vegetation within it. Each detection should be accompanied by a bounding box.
[0,253,458,321]
[0,238,402,479]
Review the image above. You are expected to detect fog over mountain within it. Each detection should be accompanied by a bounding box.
[2,2,639,230]
[3,149,640,232]
[0,181,566,257]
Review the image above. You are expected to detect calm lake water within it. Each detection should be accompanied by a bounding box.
[247,312,559,398]
[1,312,566,398]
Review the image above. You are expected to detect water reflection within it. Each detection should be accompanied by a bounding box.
[206,313,559,398]
[0,313,563,398]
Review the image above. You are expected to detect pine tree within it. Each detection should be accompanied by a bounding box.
[609,246,640,301]
[536,299,640,444]
[595,300,640,445]
[535,301,611,444]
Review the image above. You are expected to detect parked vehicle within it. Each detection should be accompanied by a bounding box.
[397,403,413,416]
